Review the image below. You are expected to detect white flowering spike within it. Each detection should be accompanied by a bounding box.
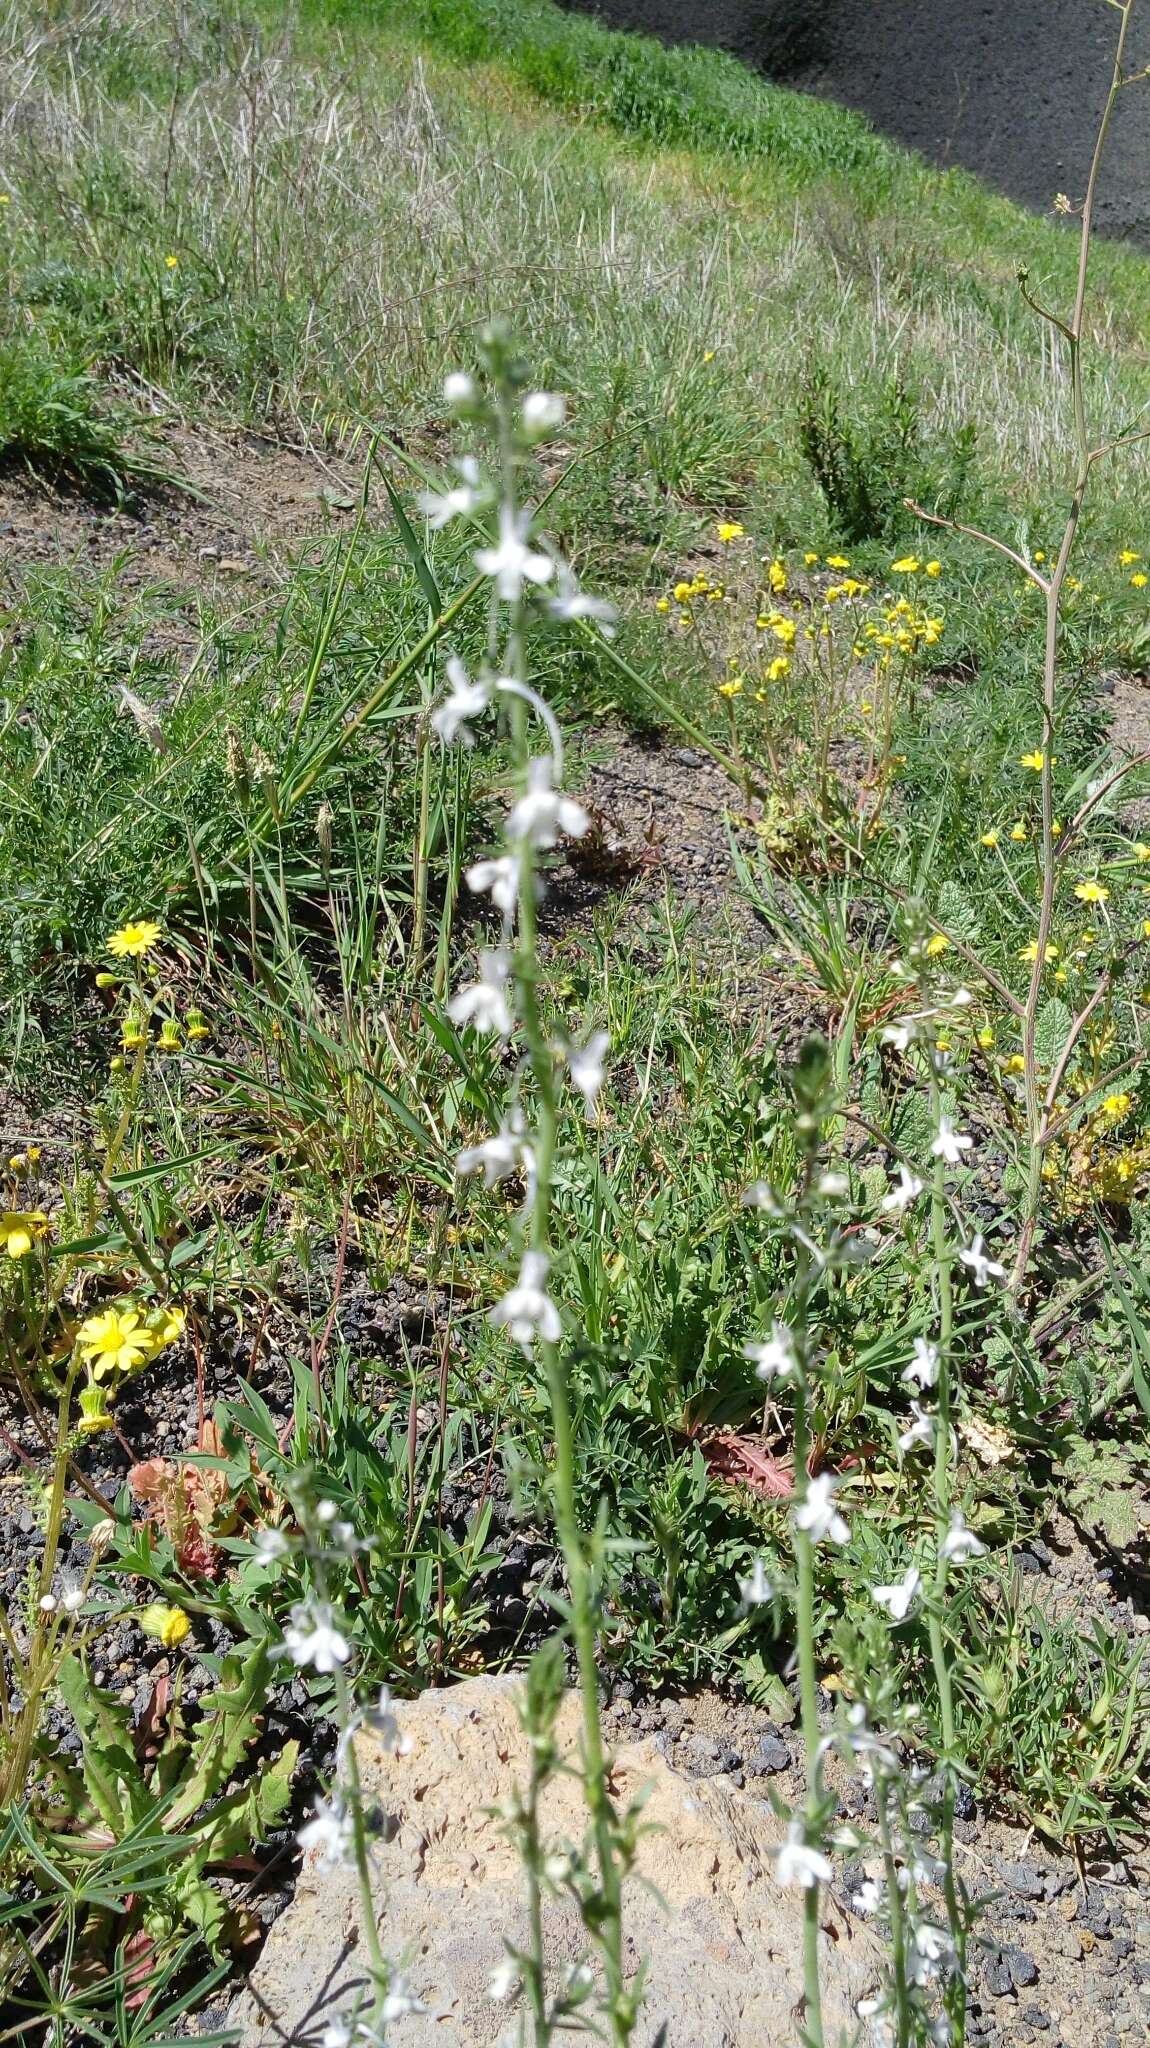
[417,455,484,530]
[744,1320,798,1383]
[794,1471,849,1546]
[466,854,519,919]
[737,1556,773,1606]
[432,655,491,747]
[817,1170,848,1198]
[941,1510,987,1562]
[931,1116,973,1166]
[381,1979,428,2023]
[505,756,590,848]
[314,1498,338,1525]
[548,565,617,633]
[567,1030,610,1108]
[959,1234,1006,1287]
[448,949,514,1037]
[948,986,974,1007]
[522,390,566,435]
[855,1877,884,1914]
[443,370,476,409]
[489,1248,561,1350]
[456,1122,532,1189]
[882,1163,924,1214]
[882,1017,918,1052]
[281,1598,350,1674]
[475,507,554,603]
[898,1401,935,1453]
[908,1922,956,1985]
[871,1565,921,1620]
[902,1336,940,1388]
[297,1794,353,1867]
[254,1525,290,1562]
[774,1819,833,1889]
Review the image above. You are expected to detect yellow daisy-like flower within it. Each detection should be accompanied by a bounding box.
[1005,1054,1026,1075]
[980,828,1000,849]
[767,559,787,594]
[1,1210,48,1258]
[860,699,873,715]
[655,597,670,614]
[1010,821,1028,843]
[164,254,178,270]
[977,1026,995,1050]
[1103,1092,1132,1118]
[717,678,743,698]
[1073,879,1109,904]
[924,933,950,957]
[1019,940,1059,964]
[803,551,820,566]
[1132,573,1148,589]
[1119,549,1140,566]
[77,1306,156,1381]
[77,1385,115,1434]
[925,560,942,577]
[825,553,851,570]
[890,556,920,574]
[766,656,790,682]
[1019,750,1047,772]
[107,920,162,959]
[702,349,716,363]
[771,618,797,646]
[1135,844,1150,862]
[717,521,745,543]
[139,1602,191,1647]
[673,581,692,603]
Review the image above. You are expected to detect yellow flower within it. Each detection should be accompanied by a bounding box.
[164,254,178,270]
[121,1017,147,1052]
[1019,940,1059,964]
[186,1008,210,1041]
[924,933,950,957]
[1103,1092,1132,1118]
[1005,1053,1026,1074]
[766,656,790,681]
[860,699,873,715]
[717,521,745,543]
[767,559,787,594]
[77,1385,115,1434]
[1033,549,1046,563]
[673,581,692,603]
[803,551,820,566]
[156,1018,182,1053]
[1010,821,1028,843]
[655,597,670,613]
[107,920,162,959]
[1,1210,48,1258]
[925,560,941,577]
[77,1306,155,1381]
[1142,918,1150,939]
[980,828,1000,849]
[1073,879,1109,904]
[977,1026,996,1049]
[153,1305,186,1346]
[1132,573,1148,589]
[1019,751,1047,772]
[1136,844,1150,862]
[1119,549,1141,565]
[825,554,851,570]
[890,556,920,574]
[771,617,797,646]
[139,1603,191,1648]
[718,678,743,698]
[702,349,716,362]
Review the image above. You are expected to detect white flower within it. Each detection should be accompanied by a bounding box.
[741,1180,782,1213]
[855,1877,884,1914]
[456,1122,532,1189]
[774,1819,833,1889]
[314,1498,339,1524]
[364,1686,404,1751]
[930,1117,973,1166]
[475,507,554,603]
[959,1234,1006,1287]
[487,1958,520,2003]
[489,1249,561,1350]
[505,756,589,848]
[254,1526,290,1561]
[321,2019,353,2048]
[448,949,513,1037]
[898,1401,935,1453]
[548,565,617,633]
[908,1922,955,1986]
[948,986,973,1007]
[882,1017,918,1052]
[443,370,476,408]
[737,1556,772,1606]
[567,1030,609,1108]
[522,390,566,435]
[381,1979,428,2023]
[431,655,490,747]
[297,1795,353,1867]
[794,1472,849,1546]
[418,455,484,529]
[902,1336,940,1388]
[871,1566,921,1620]
[60,1582,85,1615]
[882,1164,924,1214]
[744,1320,798,1383]
[281,1599,350,1674]
[941,1511,986,1563]
[818,1170,848,1198]
[466,854,519,918]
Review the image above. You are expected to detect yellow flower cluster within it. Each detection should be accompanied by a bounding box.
[75,1300,187,1432]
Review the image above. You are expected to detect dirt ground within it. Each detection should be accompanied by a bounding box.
[561,0,1150,242]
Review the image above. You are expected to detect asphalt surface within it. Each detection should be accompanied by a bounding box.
[561,0,1150,240]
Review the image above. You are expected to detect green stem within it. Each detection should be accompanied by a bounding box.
[927,1071,965,2042]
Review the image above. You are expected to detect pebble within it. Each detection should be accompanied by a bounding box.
[1001,1860,1046,1899]
[1007,1947,1038,1990]
[748,1732,791,1776]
